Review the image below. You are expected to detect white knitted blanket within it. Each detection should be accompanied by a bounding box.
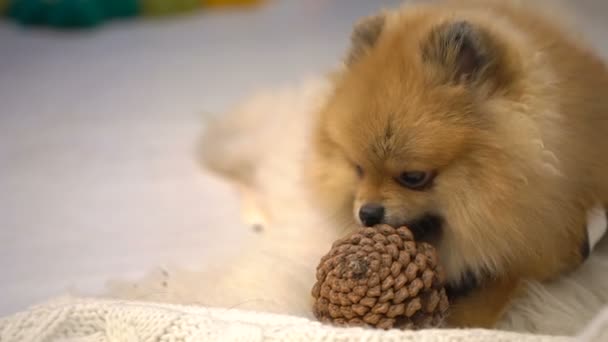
[0,297,590,342]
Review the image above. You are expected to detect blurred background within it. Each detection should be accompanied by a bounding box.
[0,0,606,316]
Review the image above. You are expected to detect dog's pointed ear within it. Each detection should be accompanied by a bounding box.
[347,13,386,65]
[422,21,493,85]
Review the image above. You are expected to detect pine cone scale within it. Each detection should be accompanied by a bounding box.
[312,224,449,330]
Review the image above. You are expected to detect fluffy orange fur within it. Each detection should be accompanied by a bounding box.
[307,0,608,328]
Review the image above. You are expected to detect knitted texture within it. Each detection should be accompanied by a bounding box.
[0,297,576,342]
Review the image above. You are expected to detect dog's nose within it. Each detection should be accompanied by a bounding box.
[359,204,385,227]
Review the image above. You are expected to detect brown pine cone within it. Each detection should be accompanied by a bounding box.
[311,224,449,330]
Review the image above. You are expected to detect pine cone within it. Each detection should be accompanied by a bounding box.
[312,224,449,330]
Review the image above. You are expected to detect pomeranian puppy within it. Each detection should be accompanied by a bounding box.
[307,0,608,328]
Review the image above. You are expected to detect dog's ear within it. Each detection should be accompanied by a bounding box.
[347,13,386,65]
[422,21,495,85]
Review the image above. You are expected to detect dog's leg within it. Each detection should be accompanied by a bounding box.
[586,205,607,253]
[446,277,522,328]
[239,184,270,231]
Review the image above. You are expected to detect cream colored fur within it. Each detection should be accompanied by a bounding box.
[104,76,608,336]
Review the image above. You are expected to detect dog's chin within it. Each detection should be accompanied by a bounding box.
[391,215,487,298]
[385,214,492,300]
[381,214,489,298]
[388,213,444,245]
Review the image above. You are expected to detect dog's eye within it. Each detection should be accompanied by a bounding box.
[355,165,364,178]
[396,171,435,190]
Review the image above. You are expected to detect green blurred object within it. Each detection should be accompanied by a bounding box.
[0,0,9,14]
[7,0,139,28]
[142,0,200,16]
[103,0,139,18]
[48,0,104,28]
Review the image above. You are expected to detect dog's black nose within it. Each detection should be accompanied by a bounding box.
[359,204,385,227]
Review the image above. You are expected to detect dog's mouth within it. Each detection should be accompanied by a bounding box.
[388,214,489,298]
[403,213,444,244]
[404,215,487,298]
[394,214,489,299]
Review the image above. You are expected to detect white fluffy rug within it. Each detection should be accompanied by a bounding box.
[105,76,608,337]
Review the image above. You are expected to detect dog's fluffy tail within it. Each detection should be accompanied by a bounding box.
[198,77,333,187]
